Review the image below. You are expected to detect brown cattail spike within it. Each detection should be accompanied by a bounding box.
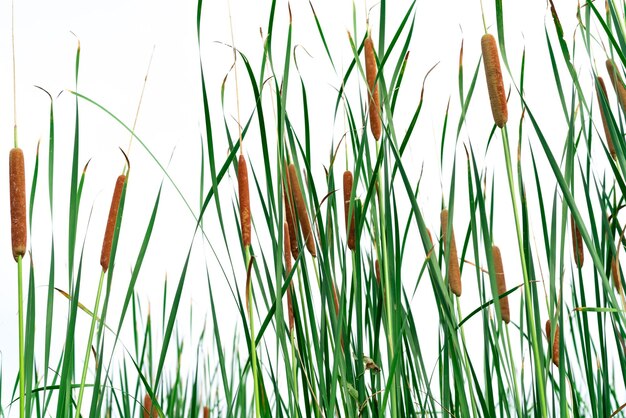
[612,255,622,292]
[203,406,210,418]
[481,34,508,128]
[545,320,560,367]
[343,170,356,250]
[606,59,626,115]
[596,77,617,160]
[143,394,158,418]
[9,148,27,261]
[570,215,584,268]
[441,209,462,296]
[287,164,316,257]
[238,155,251,247]
[100,175,126,272]
[375,259,381,285]
[284,188,299,260]
[492,245,510,324]
[365,34,381,140]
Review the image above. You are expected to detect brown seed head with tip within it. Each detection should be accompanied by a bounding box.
[481,34,508,128]
[492,245,510,324]
[612,255,622,292]
[570,215,584,268]
[343,170,356,250]
[238,155,251,247]
[9,148,27,261]
[441,209,462,296]
[287,164,316,257]
[545,320,560,367]
[365,35,381,140]
[203,406,210,418]
[100,175,126,272]
[606,59,626,114]
[596,77,617,160]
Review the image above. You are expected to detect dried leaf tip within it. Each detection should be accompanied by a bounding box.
[441,209,462,296]
[481,34,508,128]
[238,155,251,247]
[9,148,27,261]
[343,170,356,250]
[100,174,126,272]
[545,320,560,367]
[364,34,381,140]
[287,164,316,257]
[492,245,510,324]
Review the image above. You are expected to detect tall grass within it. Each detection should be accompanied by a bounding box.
[5,0,626,417]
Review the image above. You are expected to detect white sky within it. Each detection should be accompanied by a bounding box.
[0,0,613,415]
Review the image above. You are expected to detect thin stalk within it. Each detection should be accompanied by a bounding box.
[455,302,478,417]
[501,126,547,417]
[18,255,25,418]
[505,326,522,416]
[246,247,261,418]
[76,269,106,415]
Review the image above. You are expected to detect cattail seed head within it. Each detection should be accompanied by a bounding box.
[343,170,356,250]
[287,164,316,257]
[612,255,622,292]
[570,215,584,268]
[375,259,381,285]
[365,35,381,140]
[492,245,510,324]
[284,188,299,260]
[481,34,508,128]
[545,320,560,367]
[596,77,617,160]
[203,406,210,418]
[100,174,126,272]
[441,209,462,296]
[606,59,626,115]
[238,155,251,247]
[9,148,26,261]
[143,394,158,418]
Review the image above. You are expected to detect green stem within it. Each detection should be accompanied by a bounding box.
[17,255,25,418]
[246,247,261,418]
[455,302,478,417]
[501,127,547,417]
[76,269,106,416]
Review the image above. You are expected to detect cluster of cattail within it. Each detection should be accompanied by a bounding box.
[364,33,381,140]
[545,320,560,367]
[492,245,510,324]
[9,147,26,261]
[596,77,617,159]
[570,215,584,268]
[343,170,356,250]
[100,174,126,272]
[143,393,158,418]
[441,209,462,296]
[238,155,251,247]
[481,33,508,128]
[286,163,316,257]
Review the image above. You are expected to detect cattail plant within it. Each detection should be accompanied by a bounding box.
[612,255,622,292]
[492,245,510,324]
[545,320,560,367]
[606,59,626,114]
[441,209,462,296]
[481,33,508,128]
[100,174,126,272]
[571,215,584,268]
[364,33,381,140]
[343,170,356,250]
[287,163,316,257]
[596,76,617,159]
[238,154,251,247]
[9,147,26,261]
[143,393,158,418]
